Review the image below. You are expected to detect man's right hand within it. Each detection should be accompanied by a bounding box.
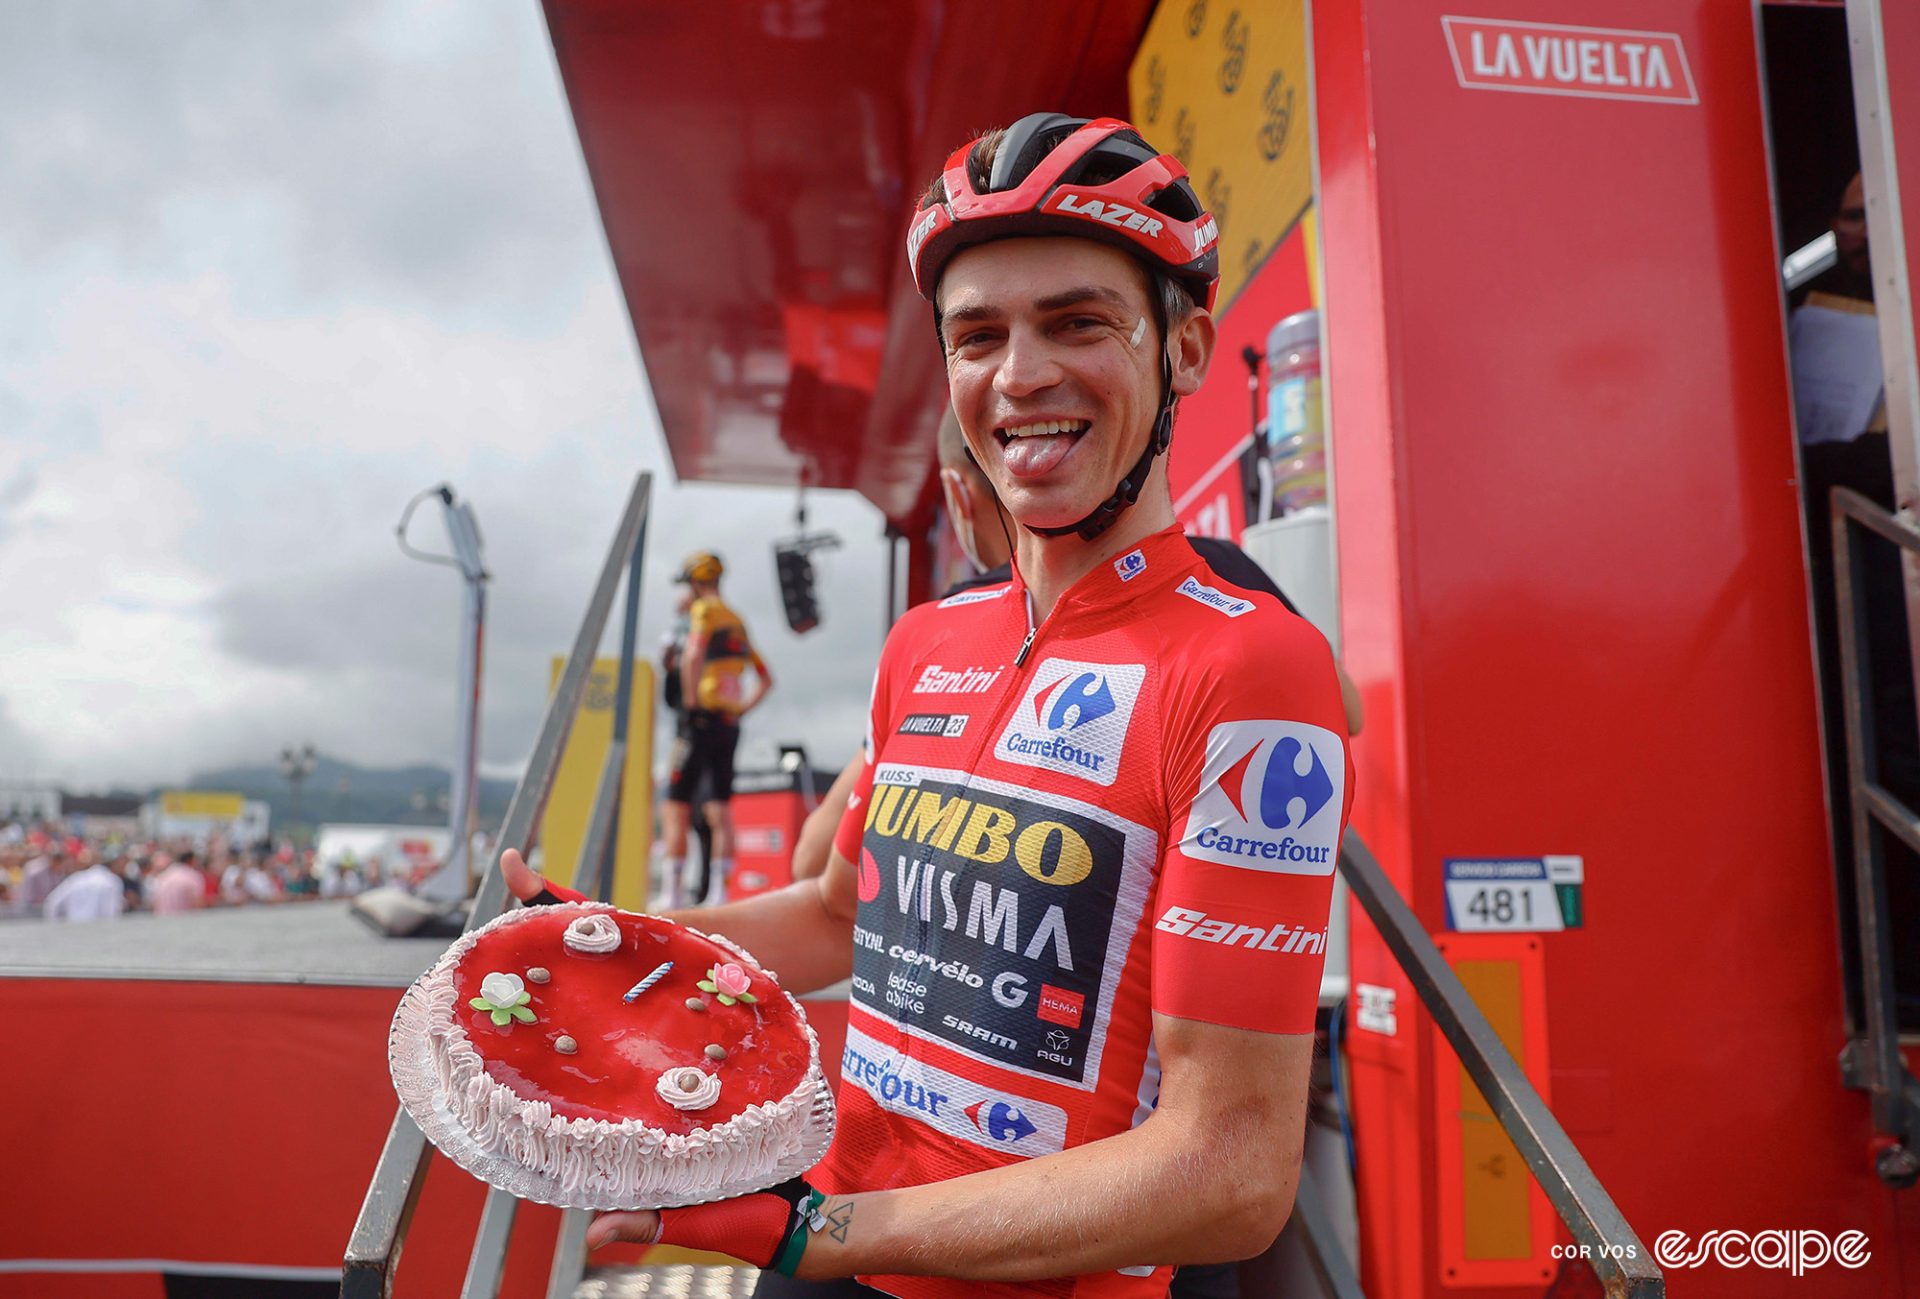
[500,848,552,904]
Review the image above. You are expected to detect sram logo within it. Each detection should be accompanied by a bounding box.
[1051,192,1166,238]
[1155,905,1327,955]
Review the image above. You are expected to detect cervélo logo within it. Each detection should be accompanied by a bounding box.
[1179,720,1345,874]
[995,658,1145,788]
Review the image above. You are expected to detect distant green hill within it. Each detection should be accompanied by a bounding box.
[184,753,515,833]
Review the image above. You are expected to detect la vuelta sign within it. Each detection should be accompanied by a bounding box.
[1441,17,1698,105]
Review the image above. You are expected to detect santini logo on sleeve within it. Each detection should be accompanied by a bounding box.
[1179,720,1345,873]
[994,658,1145,787]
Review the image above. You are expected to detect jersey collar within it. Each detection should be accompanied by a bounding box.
[1007,525,1198,614]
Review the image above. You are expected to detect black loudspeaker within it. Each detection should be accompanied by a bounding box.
[775,543,821,633]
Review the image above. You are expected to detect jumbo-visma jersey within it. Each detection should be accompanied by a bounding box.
[818,526,1354,1299]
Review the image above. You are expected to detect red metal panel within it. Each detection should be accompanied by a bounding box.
[1318,0,1917,1294]
[730,787,806,899]
[1167,222,1315,539]
[544,0,1153,527]
[1311,0,1429,1292]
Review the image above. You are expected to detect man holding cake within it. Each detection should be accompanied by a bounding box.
[500,112,1352,1297]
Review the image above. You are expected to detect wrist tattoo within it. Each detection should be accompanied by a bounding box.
[826,1199,855,1245]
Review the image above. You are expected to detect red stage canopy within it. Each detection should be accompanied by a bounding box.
[543,0,1154,530]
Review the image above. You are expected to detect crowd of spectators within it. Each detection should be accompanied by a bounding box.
[0,821,381,921]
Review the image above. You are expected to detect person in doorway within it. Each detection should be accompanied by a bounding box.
[661,550,772,907]
[1790,169,1920,1005]
[503,112,1352,1296]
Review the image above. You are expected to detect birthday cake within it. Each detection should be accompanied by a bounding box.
[389,902,833,1210]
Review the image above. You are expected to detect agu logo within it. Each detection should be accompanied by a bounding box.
[966,1099,1039,1144]
[996,658,1145,788]
[1179,720,1346,874]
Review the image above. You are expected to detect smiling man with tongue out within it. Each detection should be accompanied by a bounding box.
[513,112,1353,1299]
[935,232,1214,622]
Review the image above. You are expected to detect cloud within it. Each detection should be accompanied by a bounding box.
[0,2,597,325]
[0,1,891,791]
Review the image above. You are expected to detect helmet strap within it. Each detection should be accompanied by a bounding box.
[937,280,1180,546]
[1026,346,1175,542]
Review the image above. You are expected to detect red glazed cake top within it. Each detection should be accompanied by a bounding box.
[450,909,810,1133]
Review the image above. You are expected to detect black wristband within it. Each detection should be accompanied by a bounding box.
[765,1176,822,1275]
[528,887,566,908]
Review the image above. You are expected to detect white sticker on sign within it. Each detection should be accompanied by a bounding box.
[1355,983,1398,1036]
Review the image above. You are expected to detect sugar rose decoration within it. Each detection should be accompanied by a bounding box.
[470,972,536,1026]
[697,962,757,1006]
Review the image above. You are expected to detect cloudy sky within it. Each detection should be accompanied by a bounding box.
[0,1,889,791]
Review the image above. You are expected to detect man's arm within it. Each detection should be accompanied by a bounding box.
[738,647,773,716]
[680,633,706,708]
[790,753,864,882]
[500,846,859,996]
[593,1011,1314,1277]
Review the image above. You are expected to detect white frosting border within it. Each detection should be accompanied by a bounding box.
[389,902,834,1210]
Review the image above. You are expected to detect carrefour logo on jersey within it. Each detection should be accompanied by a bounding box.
[995,658,1145,788]
[1179,720,1346,874]
[842,1025,1068,1156]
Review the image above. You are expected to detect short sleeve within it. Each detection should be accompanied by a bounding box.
[1152,609,1354,1035]
[687,597,719,639]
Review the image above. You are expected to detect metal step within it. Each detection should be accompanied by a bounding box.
[573,1263,761,1299]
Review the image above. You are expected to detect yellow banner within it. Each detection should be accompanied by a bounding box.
[159,790,246,820]
[543,657,655,913]
[1129,0,1314,313]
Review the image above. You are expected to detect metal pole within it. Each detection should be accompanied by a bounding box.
[444,499,488,900]
[448,570,485,896]
[346,471,654,1291]
[597,499,650,902]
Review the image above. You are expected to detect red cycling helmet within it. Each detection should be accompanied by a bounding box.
[908,113,1220,542]
[907,113,1220,312]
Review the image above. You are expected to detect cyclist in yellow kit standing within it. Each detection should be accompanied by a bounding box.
[661,550,772,907]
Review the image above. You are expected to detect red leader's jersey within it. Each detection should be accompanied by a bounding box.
[817,525,1354,1299]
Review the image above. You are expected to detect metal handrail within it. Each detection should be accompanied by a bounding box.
[1338,833,1663,1299]
[1828,486,1920,1183]
[342,471,653,1299]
